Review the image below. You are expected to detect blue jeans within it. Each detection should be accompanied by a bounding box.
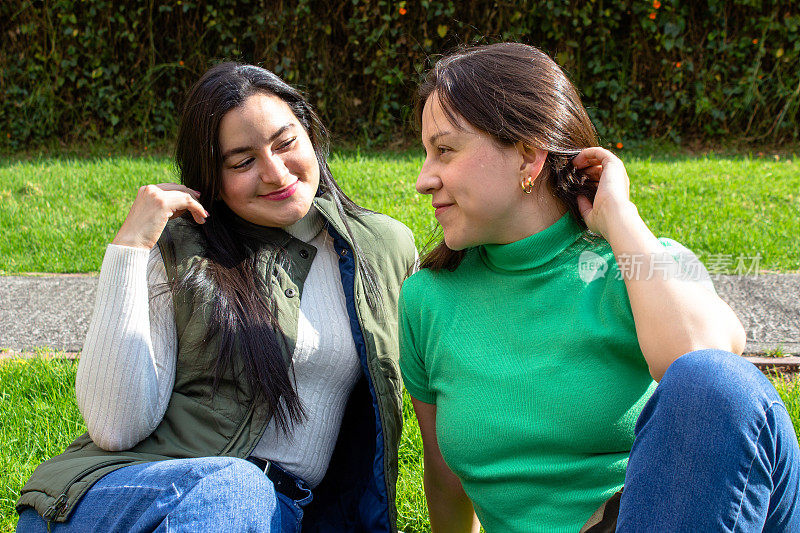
[618,349,800,532]
[16,457,313,532]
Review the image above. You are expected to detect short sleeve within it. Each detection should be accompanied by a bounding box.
[398,283,436,404]
[658,237,717,294]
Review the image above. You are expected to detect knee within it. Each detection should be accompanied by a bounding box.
[657,349,781,418]
[205,457,273,498]
[180,457,276,507]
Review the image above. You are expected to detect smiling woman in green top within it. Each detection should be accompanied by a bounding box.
[399,43,800,532]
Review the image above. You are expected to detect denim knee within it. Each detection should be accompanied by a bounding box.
[624,351,800,531]
[662,349,779,401]
[15,508,48,533]
[15,458,280,533]
[645,349,782,433]
[187,457,275,504]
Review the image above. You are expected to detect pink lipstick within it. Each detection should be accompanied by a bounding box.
[260,180,299,201]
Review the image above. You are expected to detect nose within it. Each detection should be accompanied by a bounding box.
[257,152,291,184]
[415,158,441,195]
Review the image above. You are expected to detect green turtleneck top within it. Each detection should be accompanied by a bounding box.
[399,213,661,533]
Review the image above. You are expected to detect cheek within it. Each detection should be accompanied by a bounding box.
[461,180,518,222]
[219,172,250,202]
[301,148,321,177]
[290,151,316,174]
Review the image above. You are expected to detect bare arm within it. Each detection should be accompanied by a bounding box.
[574,148,746,381]
[411,397,481,533]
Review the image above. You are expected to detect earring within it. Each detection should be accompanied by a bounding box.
[520,175,534,194]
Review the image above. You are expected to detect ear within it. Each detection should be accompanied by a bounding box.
[516,143,548,181]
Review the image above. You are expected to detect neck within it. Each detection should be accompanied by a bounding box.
[500,184,567,243]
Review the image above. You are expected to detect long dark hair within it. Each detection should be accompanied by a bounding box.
[416,43,599,271]
[174,62,378,433]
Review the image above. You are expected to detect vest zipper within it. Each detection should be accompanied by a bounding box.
[42,493,67,521]
[40,459,134,521]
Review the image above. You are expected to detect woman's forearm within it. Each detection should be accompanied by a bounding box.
[603,201,746,381]
[76,245,177,450]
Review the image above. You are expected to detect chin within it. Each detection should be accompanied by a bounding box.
[281,192,315,220]
[442,233,469,251]
[242,202,311,228]
[278,204,312,226]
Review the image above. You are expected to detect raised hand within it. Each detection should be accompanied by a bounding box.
[572,147,635,239]
[112,183,208,249]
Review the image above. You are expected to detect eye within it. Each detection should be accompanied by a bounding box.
[437,145,452,156]
[277,137,297,151]
[232,157,254,170]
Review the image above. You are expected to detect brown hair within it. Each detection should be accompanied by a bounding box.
[416,42,599,271]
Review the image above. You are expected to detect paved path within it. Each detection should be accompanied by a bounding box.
[713,274,800,357]
[0,275,97,353]
[1,273,798,370]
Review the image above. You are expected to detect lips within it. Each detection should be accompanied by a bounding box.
[259,179,299,201]
[432,202,454,218]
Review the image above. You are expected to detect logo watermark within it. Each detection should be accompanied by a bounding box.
[578,252,761,282]
[578,251,608,283]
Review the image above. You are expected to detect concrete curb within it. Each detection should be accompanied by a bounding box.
[745,356,800,375]
[0,274,97,353]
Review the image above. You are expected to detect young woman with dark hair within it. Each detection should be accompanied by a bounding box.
[399,43,799,532]
[16,62,416,532]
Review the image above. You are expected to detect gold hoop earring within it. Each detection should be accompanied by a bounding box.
[520,175,534,194]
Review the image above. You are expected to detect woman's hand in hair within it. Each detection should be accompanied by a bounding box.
[112,183,208,249]
[572,147,637,239]
[572,147,745,380]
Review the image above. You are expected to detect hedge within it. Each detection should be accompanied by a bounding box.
[2,0,798,150]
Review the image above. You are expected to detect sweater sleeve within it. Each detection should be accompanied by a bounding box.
[75,244,177,451]
[398,278,435,404]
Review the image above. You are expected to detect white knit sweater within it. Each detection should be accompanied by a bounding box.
[76,208,360,487]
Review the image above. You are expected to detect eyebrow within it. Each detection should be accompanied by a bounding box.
[222,123,294,160]
[426,130,452,146]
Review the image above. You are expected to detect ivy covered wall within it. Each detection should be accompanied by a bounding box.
[2,0,798,149]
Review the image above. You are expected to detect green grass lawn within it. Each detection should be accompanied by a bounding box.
[0,355,798,532]
[1,152,799,273]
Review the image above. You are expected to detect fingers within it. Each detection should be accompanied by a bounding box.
[161,190,209,224]
[152,183,203,211]
[137,184,208,224]
[572,147,619,170]
[153,182,201,198]
[184,195,209,225]
[579,165,604,180]
[115,184,208,249]
[573,148,629,194]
